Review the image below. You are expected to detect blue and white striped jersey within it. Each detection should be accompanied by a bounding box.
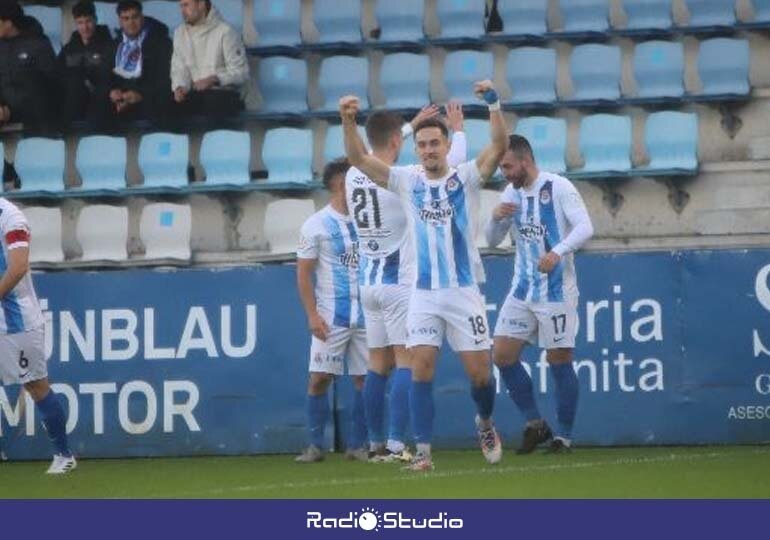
[388,161,484,290]
[297,205,364,328]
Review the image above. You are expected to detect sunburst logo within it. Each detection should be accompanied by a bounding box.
[357,507,382,532]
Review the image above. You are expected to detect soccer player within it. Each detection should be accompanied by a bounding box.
[0,197,76,474]
[347,103,468,463]
[340,81,508,471]
[295,158,369,462]
[485,135,593,454]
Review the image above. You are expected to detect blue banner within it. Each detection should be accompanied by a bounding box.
[1,249,769,459]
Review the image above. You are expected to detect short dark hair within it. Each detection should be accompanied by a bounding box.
[116,0,142,15]
[413,117,449,140]
[365,111,403,150]
[508,134,534,161]
[0,2,23,26]
[322,157,351,189]
[72,0,96,19]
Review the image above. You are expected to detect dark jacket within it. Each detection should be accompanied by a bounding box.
[0,15,58,112]
[59,25,115,89]
[111,16,172,108]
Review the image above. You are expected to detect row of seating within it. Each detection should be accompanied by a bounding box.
[257,38,751,118]
[28,0,770,54]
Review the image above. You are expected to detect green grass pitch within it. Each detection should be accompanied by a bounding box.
[1,446,768,498]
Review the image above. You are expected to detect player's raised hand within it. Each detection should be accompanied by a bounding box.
[493,202,517,221]
[538,252,561,274]
[410,104,440,131]
[473,80,498,103]
[309,311,330,342]
[444,101,464,132]
[339,95,360,123]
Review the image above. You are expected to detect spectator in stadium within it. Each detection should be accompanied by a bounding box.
[94,0,173,130]
[171,0,249,121]
[58,1,116,129]
[0,2,59,134]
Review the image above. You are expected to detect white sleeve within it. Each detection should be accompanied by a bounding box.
[552,181,593,257]
[1,205,31,250]
[296,220,319,259]
[447,131,467,168]
[484,186,514,248]
[387,166,413,194]
[457,160,482,192]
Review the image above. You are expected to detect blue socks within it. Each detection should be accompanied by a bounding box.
[348,388,367,449]
[471,378,496,421]
[498,362,541,421]
[364,370,387,445]
[388,367,411,444]
[410,381,434,444]
[550,363,579,439]
[307,393,329,449]
[35,391,71,457]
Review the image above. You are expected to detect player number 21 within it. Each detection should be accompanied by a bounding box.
[351,188,382,229]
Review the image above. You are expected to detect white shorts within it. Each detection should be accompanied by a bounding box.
[309,325,369,376]
[0,326,47,385]
[407,286,491,352]
[360,283,410,349]
[494,294,578,349]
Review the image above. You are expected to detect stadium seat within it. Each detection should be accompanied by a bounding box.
[318,56,368,113]
[621,0,673,33]
[696,38,751,99]
[497,0,549,36]
[76,135,127,191]
[463,119,489,162]
[138,132,190,189]
[505,47,557,106]
[683,0,736,28]
[751,0,770,23]
[24,5,62,52]
[380,53,431,109]
[76,205,129,262]
[323,124,366,167]
[214,0,243,32]
[140,203,192,260]
[264,198,316,254]
[398,136,418,165]
[575,114,633,176]
[253,0,302,47]
[257,57,308,115]
[94,2,120,36]
[444,51,495,104]
[312,0,362,45]
[559,0,610,35]
[15,138,66,194]
[200,130,251,186]
[568,44,622,103]
[434,0,484,42]
[637,111,698,175]
[262,127,314,184]
[632,41,685,100]
[372,0,424,44]
[24,207,64,263]
[515,116,568,174]
[142,1,181,29]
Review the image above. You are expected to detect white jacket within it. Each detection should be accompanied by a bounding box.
[171,7,249,97]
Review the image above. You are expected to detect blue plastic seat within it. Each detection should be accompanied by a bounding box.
[15,138,66,193]
[462,119,491,162]
[142,1,181,30]
[621,0,673,33]
[200,130,251,186]
[215,0,244,32]
[506,47,557,106]
[576,114,632,175]
[76,136,127,191]
[139,133,190,189]
[752,0,770,22]
[94,2,119,37]
[313,0,362,45]
[435,0,484,41]
[258,57,308,114]
[684,0,736,28]
[559,0,609,35]
[515,117,567,174]
[696,38,750,98]
[569,44,622,102]
[323,124,366,166]
[318,56,368,112]
[262,128,314,184]
[633,41,685,100]
[497,0,548,36]
[381,53,430,109]
[444,51,494,103]
[253,0,302,47]
[373,0,424,43]
[24,5,62,52]
[637,111,698,174]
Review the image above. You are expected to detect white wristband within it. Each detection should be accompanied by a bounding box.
[488,101,501,112]
[401,123,414,139]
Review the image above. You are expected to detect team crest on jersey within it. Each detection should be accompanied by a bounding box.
[367,239,379,252]
[540,189,551,205]
[446,176,460,192]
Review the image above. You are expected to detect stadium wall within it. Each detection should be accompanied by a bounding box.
[1,248,768,460]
